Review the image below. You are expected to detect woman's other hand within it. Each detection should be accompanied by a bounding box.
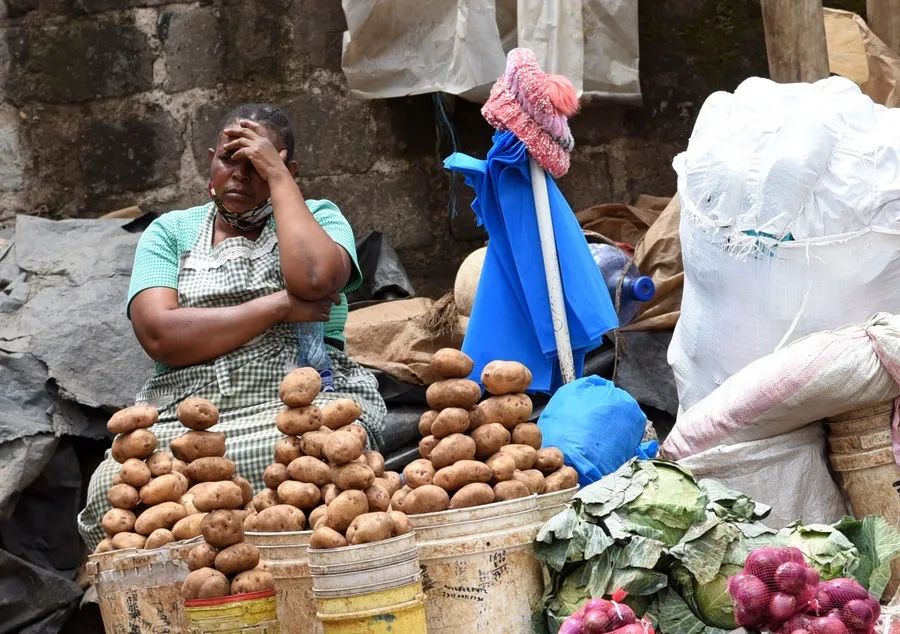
[278,291,340,323]
[222,119,292,183]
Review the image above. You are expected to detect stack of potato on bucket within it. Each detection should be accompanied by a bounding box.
[394,349,578,514]
[244,368,409,550]
[173,399,273,599]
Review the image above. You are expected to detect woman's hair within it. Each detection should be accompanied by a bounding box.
[217,103,296,161]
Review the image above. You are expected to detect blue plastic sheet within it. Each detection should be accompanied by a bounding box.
[538,375,653,486]
[445,131,617,392]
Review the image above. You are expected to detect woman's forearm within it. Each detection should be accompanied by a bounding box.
[268,174,351,300]
[132,291,287,367]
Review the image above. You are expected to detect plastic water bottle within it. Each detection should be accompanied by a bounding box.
[588,243,655,327]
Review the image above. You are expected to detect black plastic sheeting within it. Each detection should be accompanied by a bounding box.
[347,231,416,306]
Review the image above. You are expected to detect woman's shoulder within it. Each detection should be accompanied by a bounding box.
[305,198,345,219]
[143,204,211,250]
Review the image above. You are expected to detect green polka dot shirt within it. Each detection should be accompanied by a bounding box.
[127,199,361,345]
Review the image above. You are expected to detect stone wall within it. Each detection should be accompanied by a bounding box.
[0,0,862,295]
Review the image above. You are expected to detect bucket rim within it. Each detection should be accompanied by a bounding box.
[407,493,539,525]
[245,529,313,538]
[307,531,415,556]
[535,486,578,502]
[184,588,275,608]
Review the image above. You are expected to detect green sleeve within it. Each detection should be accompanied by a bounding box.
[126,215,180,318]
[308,199,362,294]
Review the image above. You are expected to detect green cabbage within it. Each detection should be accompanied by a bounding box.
[621,462,708,546]
[690,563,742,629]
[784,523,860,580]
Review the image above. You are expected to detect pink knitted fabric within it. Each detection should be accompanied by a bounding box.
[481,48,576,178]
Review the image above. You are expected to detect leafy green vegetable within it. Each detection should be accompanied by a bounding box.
[654,589,735,634]
[783,523,860,579]
[833,515,900,598]
[621,462,708,546]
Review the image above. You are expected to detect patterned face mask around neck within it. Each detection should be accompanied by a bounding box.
[210,186,274,232]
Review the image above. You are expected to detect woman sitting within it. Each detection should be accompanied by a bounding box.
[77,103,386,550]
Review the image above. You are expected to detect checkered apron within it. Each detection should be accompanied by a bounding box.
[77,206,385,550]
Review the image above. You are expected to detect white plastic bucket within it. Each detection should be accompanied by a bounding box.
[536,486,578,522]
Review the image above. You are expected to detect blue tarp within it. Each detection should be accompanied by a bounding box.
[445,131,617,392]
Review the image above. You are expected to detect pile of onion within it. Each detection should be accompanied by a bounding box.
[559,591,655,634]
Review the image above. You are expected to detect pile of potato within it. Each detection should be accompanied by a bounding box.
[243,368,410,550]
[393,350,578,514]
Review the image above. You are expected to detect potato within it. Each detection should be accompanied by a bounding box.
[339,424,369,448]
[486,453,517,482]
[111,429,158,462]
[179,490,198,515]
[498,444,537,470]
[283,459,328,490]
[534,447,564,474]
[511,423,542,450]
[188,543,219,571]
[418,435,439,460]
[232,569,275,595]
[308,505,328,529]
[471,423,511,460]
[322,430,364,465]
[346,512,393,545]
[140,473,189,506]
[135,502,187,535]
[108,483,140,509]
[299,430,329,459]
[429,348,474,379]
[254,505,306,532]
[280,368,321,407]
[253,489,279,512]
[425,379,481,410]
[364,484,390,512]
[111,532,146,550]
[118,458,152,488]
[310,526,348,549]
[434,460,492,491]
[200,509,244,548]
[321,399,363,430]
[403,459,435,489]
[172,459,189,476]
[382,471,403,496]
[390,486,412,513]
[513,469,545,494]
[405,485,450,515]
[176,397,219,431]
[274,435,304,465]
[324,489,369,533]
[450,483,495,509]
[365,451,385,477]
[145,528,175,549]
[172,513,206,540]
[192,481,244,512]
[277,481,321,509]
[388,511,411,536]
[145,451,174,477]
[170,431,226,463]
[263,463,288,490]
[476,394,533,430]
[102,508,136,536]
[107,405,158,435]
[431,408,471,439]
[111,471,123,486]
[274,404,321,436]
[481,360,532,395]
[186,457,236,483]
[332,462,375,491]
[494,480,531,501]
[429,433,477,469]
[243,513,258,531]
[215,543,260,575]
[418,410,438,437]
[94,538,113,554]
[321,483,339,505]
[544,466,579,492]
[182,567,230,600]
[232,476,253,507]
[232,509,251,526]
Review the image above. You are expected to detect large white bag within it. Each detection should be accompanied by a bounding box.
[669,77,900,411]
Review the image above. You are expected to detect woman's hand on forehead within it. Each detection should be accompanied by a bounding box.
[222,119,290,181]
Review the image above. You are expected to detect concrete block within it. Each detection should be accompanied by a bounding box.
[0,105,24,192]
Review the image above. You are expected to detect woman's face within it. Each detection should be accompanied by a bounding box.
[207,123,284,214]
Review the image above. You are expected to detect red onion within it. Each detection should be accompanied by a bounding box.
[840,599,874,630]
[776,562,808,595]
[770,592,799,622]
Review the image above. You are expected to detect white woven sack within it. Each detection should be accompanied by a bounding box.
[664,314,900,459]
[678,424,848,528]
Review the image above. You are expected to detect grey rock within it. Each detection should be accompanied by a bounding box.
[0,353,54,444]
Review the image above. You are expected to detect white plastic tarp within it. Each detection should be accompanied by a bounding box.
[341,0,640,102]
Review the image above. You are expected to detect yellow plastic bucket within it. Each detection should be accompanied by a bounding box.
[245,529,321,634]
[184,589,279,633]
[308,533,427,634]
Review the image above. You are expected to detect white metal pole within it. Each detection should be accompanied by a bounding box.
[529,157,576,384]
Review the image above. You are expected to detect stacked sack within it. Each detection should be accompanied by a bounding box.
[245,368,407,548]
[169,398,254,543]
[98,405,191,552]
[394,349,578,514]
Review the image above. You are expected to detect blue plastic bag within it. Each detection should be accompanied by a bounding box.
[538,375,652,487]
